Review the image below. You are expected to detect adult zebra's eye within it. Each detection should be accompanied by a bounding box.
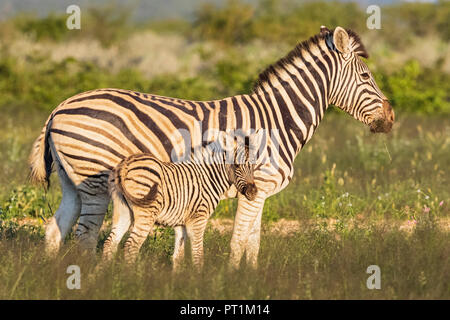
[361,72,370,80]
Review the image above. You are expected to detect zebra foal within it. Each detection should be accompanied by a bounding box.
[103,131,260,268]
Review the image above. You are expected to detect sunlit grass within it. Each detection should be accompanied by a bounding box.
[0,215,448,299]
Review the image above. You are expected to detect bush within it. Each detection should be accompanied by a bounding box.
[192,0,255,44]
[377,60,450,114]
[14,13,69,42]
[0,186,49,220]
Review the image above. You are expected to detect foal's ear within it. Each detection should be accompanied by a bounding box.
[247,129,264,162]
[333,26,350,54]
[217,130,236,152]
[248,128,264,149]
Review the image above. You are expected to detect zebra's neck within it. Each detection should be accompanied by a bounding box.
[188,149,235,195]
[240,42,338,165]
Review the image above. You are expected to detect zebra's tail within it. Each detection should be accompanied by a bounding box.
[29,114,54,189]
[114,159,158,208]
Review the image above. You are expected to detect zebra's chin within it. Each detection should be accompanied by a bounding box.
[369,100,395,133]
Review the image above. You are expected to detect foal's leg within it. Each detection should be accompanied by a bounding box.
[186,215,209,270]
[102,193,131,261]
[172,225,187,271]
[123,206,157,264]
[45,164,81,254]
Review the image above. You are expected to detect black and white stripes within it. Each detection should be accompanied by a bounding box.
[103,134,258,267]
[29,26,394,267]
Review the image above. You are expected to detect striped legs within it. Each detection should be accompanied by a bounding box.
[45,165,81,254]
[229,193,266,269]
[172,226,187,271]
[245,206,263,268]
[186,215,209,270]
[123,206,157,264]
[75,191,110,252]
[102,193,132,261]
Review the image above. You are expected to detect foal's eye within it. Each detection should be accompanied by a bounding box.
[361,72,370,80]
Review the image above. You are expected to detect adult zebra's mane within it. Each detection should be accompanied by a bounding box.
[252,28,368,93]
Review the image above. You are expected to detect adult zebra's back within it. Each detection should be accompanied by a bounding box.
[30,26,394,267]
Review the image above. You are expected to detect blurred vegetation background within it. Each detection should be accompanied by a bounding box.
[0,0,448,114]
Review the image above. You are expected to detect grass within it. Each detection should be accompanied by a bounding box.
[0,215,448,299]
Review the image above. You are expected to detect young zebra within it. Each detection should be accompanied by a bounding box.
[103,131,260,268]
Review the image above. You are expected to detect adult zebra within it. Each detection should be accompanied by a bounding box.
[29,26,394,268]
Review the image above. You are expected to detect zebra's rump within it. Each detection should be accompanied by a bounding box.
[116,154,163,201]
[114,153,226,226]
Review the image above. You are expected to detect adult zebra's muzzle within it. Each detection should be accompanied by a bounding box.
[369,100,395,133]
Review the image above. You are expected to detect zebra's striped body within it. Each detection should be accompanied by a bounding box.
[30,26,394,268]
[103,136,258,266]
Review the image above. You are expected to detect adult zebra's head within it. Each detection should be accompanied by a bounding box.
[322,26,395,133]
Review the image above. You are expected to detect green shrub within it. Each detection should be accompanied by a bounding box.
[83,3,133,47]
[0,220,43,240]
[0,186,49,220]
[192,0,255,44]
[377,60,450,114]
[14,13,69,42]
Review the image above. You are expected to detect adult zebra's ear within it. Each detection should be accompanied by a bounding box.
[333,27,350,55]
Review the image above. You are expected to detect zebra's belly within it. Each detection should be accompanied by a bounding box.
[154,207,189,227]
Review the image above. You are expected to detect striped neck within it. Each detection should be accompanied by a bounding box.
[248,38,338,160]
[188,146,236,194]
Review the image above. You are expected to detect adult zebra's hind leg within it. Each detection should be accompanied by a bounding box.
[75,186,110,252]
[45,164,81,254]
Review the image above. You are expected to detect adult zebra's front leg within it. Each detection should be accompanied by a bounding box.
[229,192,266,269]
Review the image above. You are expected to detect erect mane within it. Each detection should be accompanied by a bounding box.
[345,29,369,59]
[252,28,368,93]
